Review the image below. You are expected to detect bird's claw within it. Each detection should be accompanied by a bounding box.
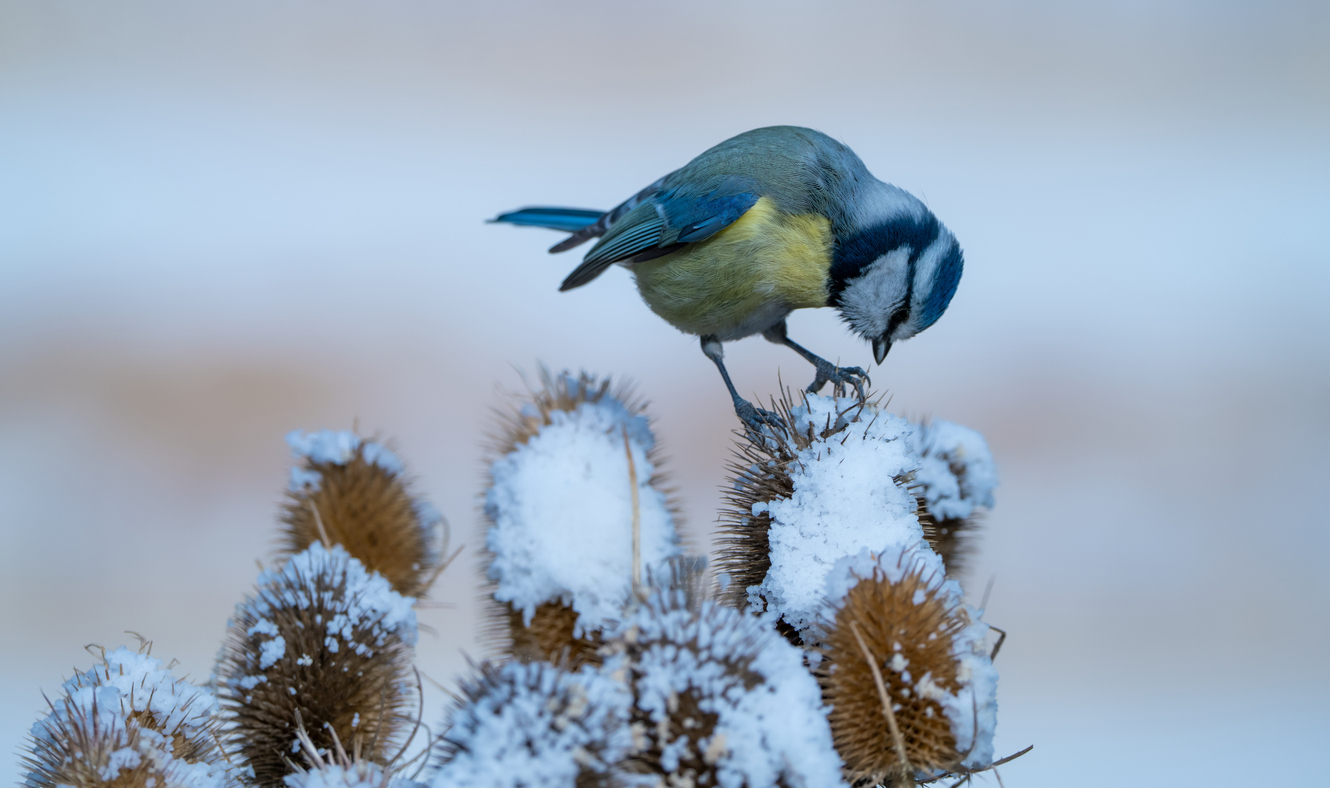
[734,398,786,436]
[808,362,870,400]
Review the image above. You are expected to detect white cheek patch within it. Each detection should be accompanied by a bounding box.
[839,247,911,338]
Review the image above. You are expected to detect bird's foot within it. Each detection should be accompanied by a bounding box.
[733,398,786,437]
[807,361,870,400]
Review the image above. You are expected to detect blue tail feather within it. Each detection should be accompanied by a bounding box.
[491,206,604,233]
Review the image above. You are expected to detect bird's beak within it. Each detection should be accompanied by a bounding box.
[873,335,891,365]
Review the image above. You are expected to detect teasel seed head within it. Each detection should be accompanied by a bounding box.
[905,420,998,579]
[430,660,633,788]
[602,561,844,788]
[481,369,682,668]
[217,543,418,788]
[817,545,998,784]
[717,391,926,641]
[23,643,232,788]
[281,431,446,599]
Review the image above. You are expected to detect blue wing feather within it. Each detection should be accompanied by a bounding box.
[491,207,604,233]
[558,176,762,290]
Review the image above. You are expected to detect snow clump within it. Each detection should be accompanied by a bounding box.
[751,394,925,635]
[486,390,680,636]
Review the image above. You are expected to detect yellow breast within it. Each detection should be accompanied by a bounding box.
[630,197,833,339]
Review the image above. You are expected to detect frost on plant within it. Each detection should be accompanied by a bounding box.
[431,660,633,788]
[217,543,418,788]
[726,393,926,637]
[484,370,681,664]
[20,370,1014,788]
[905,419,998,575]
[282,430,444,599]
[603,579,846,788]
[818,545,998,782]
[22,645,231,788]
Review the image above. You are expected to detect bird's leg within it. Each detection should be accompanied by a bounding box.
[700,335,784,434]
[762,321,870,399]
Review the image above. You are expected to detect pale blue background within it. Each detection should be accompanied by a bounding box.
[2,1,1328,784]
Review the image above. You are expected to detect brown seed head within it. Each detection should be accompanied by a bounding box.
[480,369,681,666]
[23,644,230,788]
[604,561,844,788]
[716,391,939,634]
[217,543,416,788]
[905,418,998,581]
[817,549,983,783]
[284,714,393,788]
[434,660,632,788]
[505,601,604,669]
[281,432,443,599]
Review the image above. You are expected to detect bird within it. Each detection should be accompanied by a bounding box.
[491,126,964,431]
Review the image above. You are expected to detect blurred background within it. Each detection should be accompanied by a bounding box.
[2,0,1327,784]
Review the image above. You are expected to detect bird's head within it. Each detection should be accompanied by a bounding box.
[828,189,964,364]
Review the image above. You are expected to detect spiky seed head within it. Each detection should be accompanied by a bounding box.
[481,369,682,665]
[431,660,632,788]
[913,501,978,581]
[905,419,998,579]
[817,546,998,783]
[602,568,843,788]
[217,543,418,788]
[282,431,443,599]
[717,391,929,641]
[23,644,231,788]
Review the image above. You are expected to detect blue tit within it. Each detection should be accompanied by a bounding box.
[492,126,963,431]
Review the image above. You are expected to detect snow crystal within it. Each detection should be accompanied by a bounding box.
[432,661,632,788]
[485,392,680,635]
[824,545,999,768]
[604,587,846,788]
[258,637,287,670]
[907,419,997,521]
[285,430,404,491]
[751,394,925,635]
